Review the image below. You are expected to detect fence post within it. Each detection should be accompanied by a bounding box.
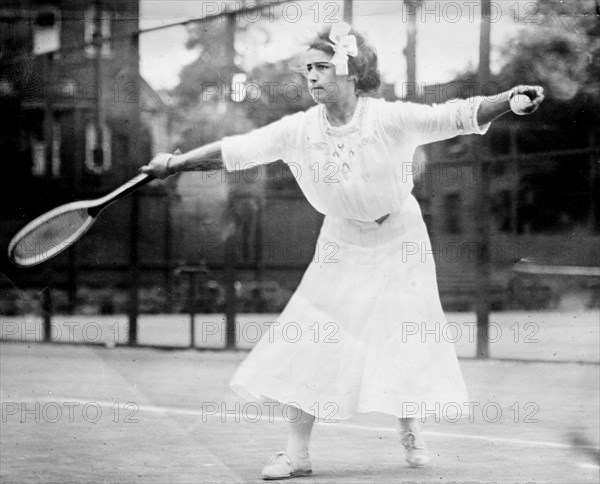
[128,193,139,346]
[475,0,492,359]
[224,191,238,349]
[41,287,53,342]
[588,131,597,233]
[253,195,267,311]
[127,31,141,346]
[474,158,491,359]
[224,232,237,350]
[164,187,174,313]
[509,125,519,236]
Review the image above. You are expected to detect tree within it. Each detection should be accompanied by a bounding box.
[238,58,314,127]
[498,0,599,107]
[420,0,600,234]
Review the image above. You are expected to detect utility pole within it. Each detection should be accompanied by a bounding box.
[93,0,104,171]
[127,21,142,346]
[404,0,418,101]
[344,0,353,23]
[475,0,492,358]
[224,11,238,349]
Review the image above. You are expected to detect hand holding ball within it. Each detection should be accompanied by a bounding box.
[509,86,545,116]
[510,94,535,115]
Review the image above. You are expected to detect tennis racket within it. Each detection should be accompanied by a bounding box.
[8,173,154,268]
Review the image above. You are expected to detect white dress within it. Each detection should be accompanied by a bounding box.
[222,96,491,420]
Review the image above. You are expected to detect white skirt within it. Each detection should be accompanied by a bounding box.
[229,195,469,421]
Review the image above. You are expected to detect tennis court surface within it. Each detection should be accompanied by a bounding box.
[1,317,599,484]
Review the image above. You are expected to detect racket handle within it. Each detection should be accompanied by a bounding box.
[89,173,155,217]
[89,148,180,217]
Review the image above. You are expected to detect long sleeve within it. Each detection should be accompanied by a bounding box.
[221,111,305,172]
[380,97,492,147]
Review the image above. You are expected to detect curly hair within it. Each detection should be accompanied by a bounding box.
[307,25,381,95]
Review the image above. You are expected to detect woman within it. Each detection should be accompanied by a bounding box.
[141,23,544,480]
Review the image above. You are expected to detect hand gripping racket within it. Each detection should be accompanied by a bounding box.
[8,173,155,268]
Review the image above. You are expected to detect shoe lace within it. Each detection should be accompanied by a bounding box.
[267,451,290,466]
[401,431,426,451]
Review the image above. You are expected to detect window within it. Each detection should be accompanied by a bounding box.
[84,6,111,57]
[31,138,45,176]
[31,121,61,177]
[444,193,462,234]
[32,8,61,55]
[51,122,61,176]
[85,123,111,174]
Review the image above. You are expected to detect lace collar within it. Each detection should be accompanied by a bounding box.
[319,96,367,137]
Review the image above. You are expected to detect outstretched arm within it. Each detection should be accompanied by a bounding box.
[140,140,223,179]
[477,85,545,125]
[140,110,302,179]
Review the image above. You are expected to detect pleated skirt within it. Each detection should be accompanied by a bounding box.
[229,195,469,421]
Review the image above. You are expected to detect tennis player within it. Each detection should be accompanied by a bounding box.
[141,23,544,480]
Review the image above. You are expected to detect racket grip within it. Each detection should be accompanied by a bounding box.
[89,173,155,216]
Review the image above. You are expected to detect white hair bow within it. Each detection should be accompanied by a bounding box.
[328,22,358,76]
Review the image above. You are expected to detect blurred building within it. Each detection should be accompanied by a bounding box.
[0,1,171,304]
[412,80,599,310]
[0,0,172,209]
[1,4,597,315]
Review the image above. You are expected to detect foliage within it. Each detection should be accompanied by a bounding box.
[169,14,321,156]
[170,100,255,150]
[498,0,599,110]
[424,0,600,234]
[238,58,315,127]
[443,0,599,124]
[172,19,235,107]
[169,16,314,149]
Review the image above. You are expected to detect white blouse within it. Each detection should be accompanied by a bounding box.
[222,96,490,222]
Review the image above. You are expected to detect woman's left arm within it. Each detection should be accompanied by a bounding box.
[477,85,545,125]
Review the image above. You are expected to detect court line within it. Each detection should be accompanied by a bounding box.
[29,396,600,452]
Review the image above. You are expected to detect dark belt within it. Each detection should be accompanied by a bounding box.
[375,213,390,225]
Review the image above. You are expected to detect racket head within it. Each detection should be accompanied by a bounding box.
[8,200,96,267]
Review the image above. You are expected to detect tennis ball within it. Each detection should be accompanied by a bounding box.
[510,94,534,115]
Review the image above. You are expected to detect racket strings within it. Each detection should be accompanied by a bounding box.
[11,208,90,263]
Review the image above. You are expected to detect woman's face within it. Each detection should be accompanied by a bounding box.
[304,48,356,104]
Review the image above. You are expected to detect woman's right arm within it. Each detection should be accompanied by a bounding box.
[140,140,223,179]
[141,110,303,179]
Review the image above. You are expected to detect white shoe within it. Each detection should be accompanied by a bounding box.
[261,451,312,480]
[400,431,430,467]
